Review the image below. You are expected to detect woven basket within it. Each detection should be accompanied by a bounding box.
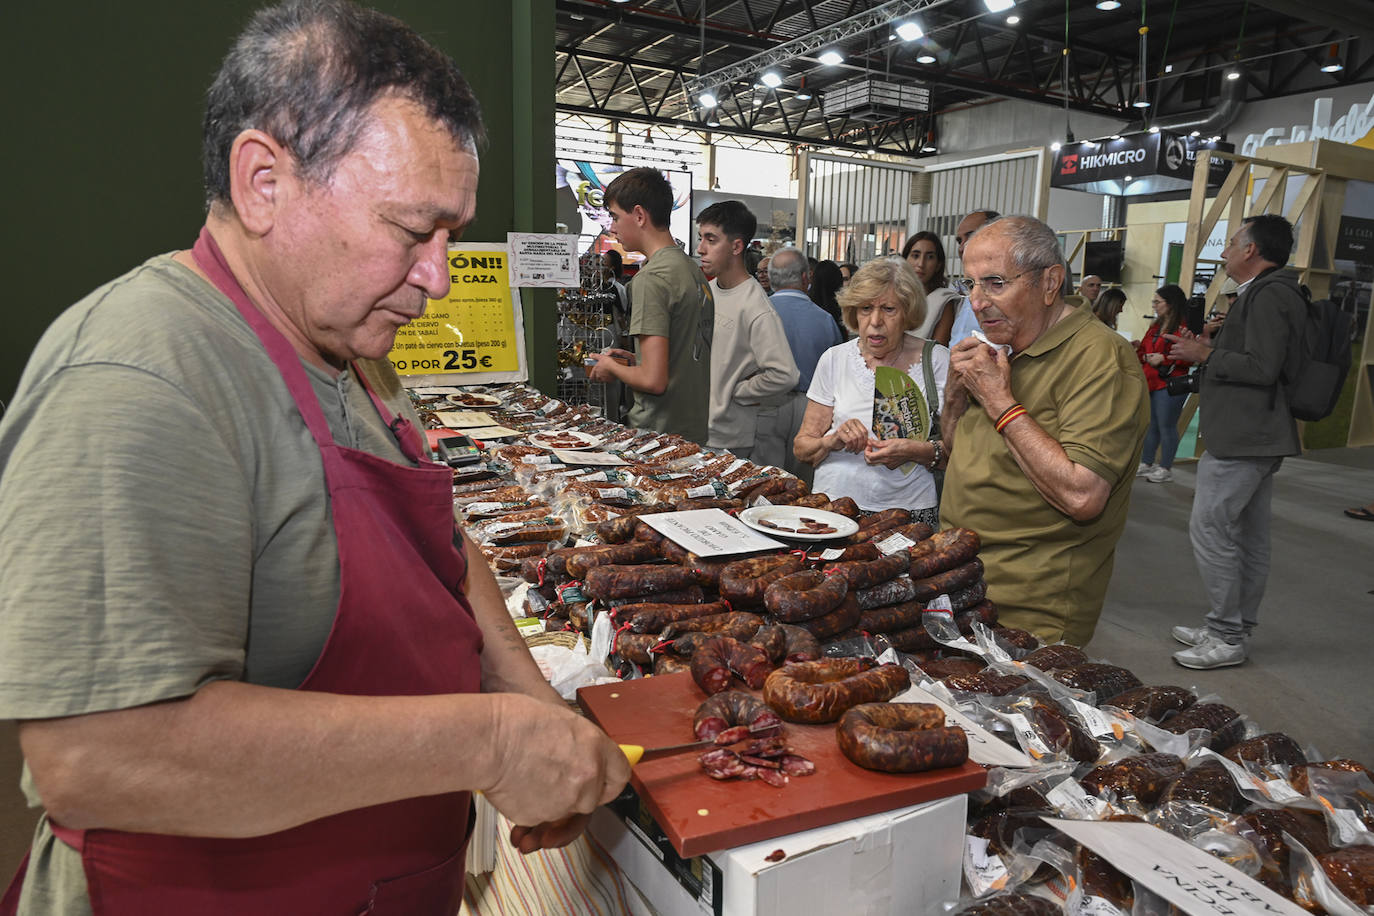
[524,629,585,652]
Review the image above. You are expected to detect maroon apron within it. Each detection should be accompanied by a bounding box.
[2,228,485,915]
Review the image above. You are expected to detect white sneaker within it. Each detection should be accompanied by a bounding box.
[1171,625,1208,646]
[1173,632,1247,669]
[1135,463,1154,477]
[1146,466,1173,483]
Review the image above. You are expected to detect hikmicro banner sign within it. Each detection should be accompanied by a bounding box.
[1050,130,1232,195]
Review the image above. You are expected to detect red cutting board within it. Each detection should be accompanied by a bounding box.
[578,672,986,858]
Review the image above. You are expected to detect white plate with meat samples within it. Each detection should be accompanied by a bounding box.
[737,505,858,541]
[445,391,503,409]
[527,429,603,451]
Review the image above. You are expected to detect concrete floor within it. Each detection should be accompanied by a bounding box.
[0,447,1370,881]
[1086,446,1374,766]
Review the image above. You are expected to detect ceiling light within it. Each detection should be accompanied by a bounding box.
[795,91,812,100]
[1051,141,1062,151]
[1133,99,1151,108]
[698,91,717,108]
[896,21,924,41]
[753,98,763,106]
[916,53,937,64]
[1321,44,1344,73]
[1164,64,1173,73]
[1124,175,1133,181]
[819,50,844,66]
[983,0,1015,11]
[1209,135,1221,142]
[1225,68,1241,81]
[1006,15,1020,24]
[1148,125,1159,133]
[921,144,938,153]
[1095,0,1121,9]
[761,71,782,88]
[1110,134,1122,140]
[706,119,720,127]
[1190,130,1200,137]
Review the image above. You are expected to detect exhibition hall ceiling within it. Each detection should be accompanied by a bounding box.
[555,0,1370,154]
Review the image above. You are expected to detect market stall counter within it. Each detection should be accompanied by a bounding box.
[423,383,1372,916]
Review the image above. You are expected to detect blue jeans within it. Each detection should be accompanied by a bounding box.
[1141,387,1186,468]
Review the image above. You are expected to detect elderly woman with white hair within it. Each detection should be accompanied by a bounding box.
[793,257,950,527]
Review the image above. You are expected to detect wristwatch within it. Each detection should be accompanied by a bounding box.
[927,440,944,471]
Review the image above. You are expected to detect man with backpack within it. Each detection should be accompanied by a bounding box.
[1164,214,1316,669]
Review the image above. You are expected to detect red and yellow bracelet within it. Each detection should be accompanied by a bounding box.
[994,403,1028,434]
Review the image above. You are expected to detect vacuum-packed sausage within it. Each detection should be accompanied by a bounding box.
[764,570,848,621]
[878,625,939,653]
[674,497,745,512]
[855,576,917,610]
[603,585,704,607]
[594,506,674,543]
[763,658,910,724]
[907,527,980,578]
[787,593,862,640]
[1050,663,1143,703]
[954,598,997,630]
[946,579,988,612]
[1021,644,1089,672]
[824,552,910,590]
[622,600,732,634]
[1105,685,1196,721]
[718,554,803,606]
[690,636,774,694]
[835,703,968,772]
[909,558,984,600]
[584,563,707,600]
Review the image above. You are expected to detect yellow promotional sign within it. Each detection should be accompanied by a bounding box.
[389,243,520,376]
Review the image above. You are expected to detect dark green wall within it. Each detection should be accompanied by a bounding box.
[1,1,554,406]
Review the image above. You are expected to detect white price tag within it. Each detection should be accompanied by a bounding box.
[963,836,1010,896]
[521,455,555,465]
[1070,895,1128,916]
[1068,697,1118,739]
[1326,806,1367,845]
[818,548,846,560]
[597,487,629,500]
[927,594,953,613]
[578,470,610,482]
[634,438,662,454]
[686,484,717,499]
[874,531,916,555]
[650,444,681,459]
[1262,778,1304,803]
[1047,777,1111,820]
[1004,712,1052,758]
[876,647,900,665]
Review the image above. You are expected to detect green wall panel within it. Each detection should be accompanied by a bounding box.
[1,1,554,405]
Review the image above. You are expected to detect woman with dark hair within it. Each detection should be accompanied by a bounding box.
[900,232,959,344]
[1093,288,1127,329]
[1135,284,1193,483]
[810,259,847,338]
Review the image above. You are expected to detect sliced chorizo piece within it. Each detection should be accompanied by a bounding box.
[762,658,910,724]
[836,703,968,773]
[693,690,782,741]
[690,636,774,694]
[764,570,848,622]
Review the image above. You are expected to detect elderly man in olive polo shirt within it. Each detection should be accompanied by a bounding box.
[939,216,1147,645]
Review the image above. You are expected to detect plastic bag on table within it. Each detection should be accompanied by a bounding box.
[1290,835,1374,915]
[1304,767,1374,848]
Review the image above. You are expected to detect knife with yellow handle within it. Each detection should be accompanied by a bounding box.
[619,739,717,766]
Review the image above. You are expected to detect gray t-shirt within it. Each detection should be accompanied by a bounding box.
[0,254,419,914]
[625,246,713,443]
